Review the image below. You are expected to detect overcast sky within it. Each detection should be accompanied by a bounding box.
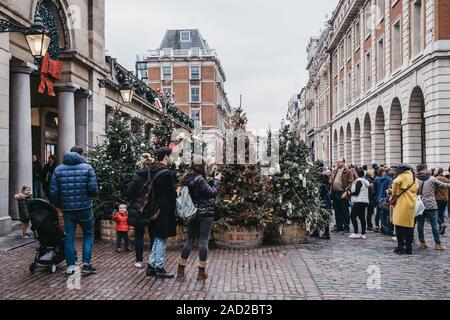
[105,0,338,131]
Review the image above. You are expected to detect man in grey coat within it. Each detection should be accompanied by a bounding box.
[416,164,450,251]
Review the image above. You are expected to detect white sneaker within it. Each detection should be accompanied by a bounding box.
[360,234,367,239]
[21,234,31,239]
[349,233,361,239]
[135,262,143,268]
[392,237,397,241]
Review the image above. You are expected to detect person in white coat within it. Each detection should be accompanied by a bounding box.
[349,169,370,239]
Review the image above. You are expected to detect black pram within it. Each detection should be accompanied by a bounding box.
[28,199,65,273]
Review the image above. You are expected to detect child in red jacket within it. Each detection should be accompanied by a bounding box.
[112,204,132,253]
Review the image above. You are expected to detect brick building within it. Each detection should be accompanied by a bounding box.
[299,0,450,169]
[144,29,232,162]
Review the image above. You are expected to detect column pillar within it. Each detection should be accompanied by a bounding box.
[352,137,361,166]
[55,83,79,164]
[75,90,91,151]
[9,62,37,221]
[372,128,386,165]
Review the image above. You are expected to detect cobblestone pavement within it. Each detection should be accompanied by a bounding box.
[0,223,448,300]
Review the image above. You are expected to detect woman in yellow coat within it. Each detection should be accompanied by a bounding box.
[391,165,419,255]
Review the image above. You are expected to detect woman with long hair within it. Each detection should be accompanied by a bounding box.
[177,160,221,281]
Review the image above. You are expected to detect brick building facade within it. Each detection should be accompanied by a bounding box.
[144,30,232,162]
[298,0,450,169]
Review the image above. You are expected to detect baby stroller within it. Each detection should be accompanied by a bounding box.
[28,199,66,273]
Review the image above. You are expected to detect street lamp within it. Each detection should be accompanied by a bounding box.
[119,79,134,104]
[0,13,51,60]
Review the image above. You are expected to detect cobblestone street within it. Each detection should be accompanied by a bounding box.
[1,225,448,300]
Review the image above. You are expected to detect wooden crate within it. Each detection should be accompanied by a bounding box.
[213,225,263,249]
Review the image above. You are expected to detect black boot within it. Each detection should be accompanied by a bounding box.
[156,268,174,279]
[146,264,156,277]
[394,247,404,255]
[310,230,320,238]
[320,233,331,240]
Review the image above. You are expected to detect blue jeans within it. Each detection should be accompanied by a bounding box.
[148,237,167,269]
[63,209,94,267]
[437,200,447,226]
[33,179,41,199]
[375,206,382,227]
[417,209,441,245]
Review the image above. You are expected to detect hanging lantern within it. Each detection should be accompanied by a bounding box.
[120,79,134,104]
[24,13,51,60]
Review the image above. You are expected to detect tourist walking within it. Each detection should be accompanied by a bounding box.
[349,170,370,239]
[416,164,450,251]
[32,155,42,199]
[365,169,375,231]
[50,146,98,276]
[112,204,132,253]
[177,161,221,281]
[435,168,449,235]
[331,158,354,233]
[14,186,33,238]
[391,164,418,255]
[319,169,332,240]
[126,153,155,268]
[41,154,57,198]
[146,147,177,279]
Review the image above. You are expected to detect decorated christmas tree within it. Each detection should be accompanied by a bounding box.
[86,107,151,219]
[270,125,329,229]
[217,107,273,229]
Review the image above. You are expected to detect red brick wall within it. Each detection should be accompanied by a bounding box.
[202,66,215,80]
[174,66,189,79]
[391,0,402,23]
[177,105,189,116]
[436,0,450,40]
[173,83,189,103]
[364,35,372,51]
[148,67,160,81]
[202,105,216,127]
[149,83,160,91]
[202,82,215,103]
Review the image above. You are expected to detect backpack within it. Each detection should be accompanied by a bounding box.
[176,185,198,222]
[134,169,170,221]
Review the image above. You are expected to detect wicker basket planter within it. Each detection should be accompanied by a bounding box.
[212,225,263,249]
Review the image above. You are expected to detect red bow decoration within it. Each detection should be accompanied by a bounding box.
[38,53,62,96]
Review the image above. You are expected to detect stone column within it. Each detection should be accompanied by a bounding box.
[9,62,37,221]
[55,83,79,164]
[372,128,386,165]
[40,107,47,162]
[75,90,91,151]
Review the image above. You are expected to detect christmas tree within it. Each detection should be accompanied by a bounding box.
[270,125,329,229]
[216,107,273,229]
[86,107,151,219]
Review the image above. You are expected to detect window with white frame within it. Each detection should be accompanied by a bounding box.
[376,0,385,24]
[162,87,172,96]
[365,2,372,36]
[377,37,385,82]
[347,72,352,105]
[355,62,361,98]
[392,19,402,70]
[190,86,201,103]
[355,20,361,50]
[162,66,172,80]
[190,109,200,122]
[190,66,201,80]
[180,31,191,42]
[412,0,424,57]
[365,52,372,91]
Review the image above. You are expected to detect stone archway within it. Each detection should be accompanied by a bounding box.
[339,127,345,161]
[333,129,339,165]
[345,123,352,165]
[387,98,402,165]
[353,119,361,165]
[373,106,386,165]
[404,86,426,166]
[361,113,372,166]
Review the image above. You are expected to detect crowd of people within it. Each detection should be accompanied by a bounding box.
[18,146,221,280]
[15,147,449,280]
[314,158,449,254]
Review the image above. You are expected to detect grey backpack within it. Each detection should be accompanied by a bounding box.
[176,185,197,221]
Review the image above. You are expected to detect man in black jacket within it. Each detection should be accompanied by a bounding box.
[146,147,177,279]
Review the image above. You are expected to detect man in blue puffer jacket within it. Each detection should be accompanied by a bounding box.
[50,146,98,276]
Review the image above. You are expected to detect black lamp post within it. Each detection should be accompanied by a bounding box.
[0,13,51,60]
